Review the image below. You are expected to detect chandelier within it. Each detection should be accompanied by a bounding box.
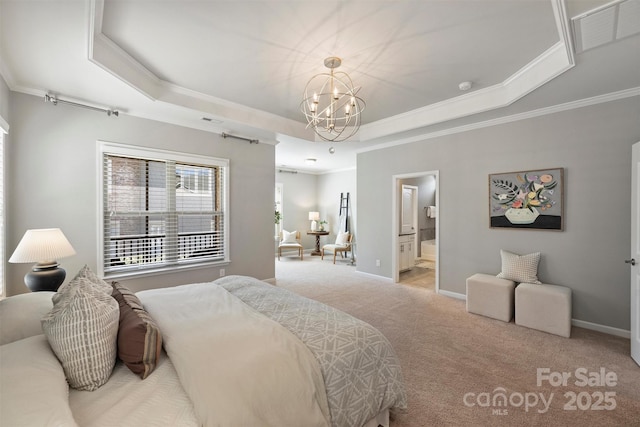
[301,57,365,142]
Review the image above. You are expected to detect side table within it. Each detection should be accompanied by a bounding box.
[306,230,329,256]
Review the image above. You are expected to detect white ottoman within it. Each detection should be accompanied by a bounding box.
[466,273,516,322]
[515,283,572,337]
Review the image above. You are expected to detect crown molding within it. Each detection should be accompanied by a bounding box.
[86,0,579,145]
[359,39,574,141]
[357,87,640,155]
[87,0,312,142]
[7,0,627,153]
[357,0,576,141]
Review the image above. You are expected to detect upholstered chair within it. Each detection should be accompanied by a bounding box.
[321,232,352,264]
[278,230,303,260]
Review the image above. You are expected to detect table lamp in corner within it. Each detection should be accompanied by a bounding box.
[309,211,320,231]
[9,228,76,292]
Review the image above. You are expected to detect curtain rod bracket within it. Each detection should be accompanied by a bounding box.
[45,94,119,117]
[221,132,259,144]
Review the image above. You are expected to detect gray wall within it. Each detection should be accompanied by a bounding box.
[276,168,357,252]
[276,170,318,249]
[357,96,640,330]
[6,92,275,295]
[318,169,356,243]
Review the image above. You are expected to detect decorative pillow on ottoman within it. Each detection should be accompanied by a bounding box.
[496,249,541,284]
[41,267,119,391]
[111,282,163,379]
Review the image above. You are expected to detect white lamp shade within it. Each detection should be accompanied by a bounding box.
[9,228,76,263]
[308,212,320,221]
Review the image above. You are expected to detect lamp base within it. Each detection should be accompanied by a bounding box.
[25,263,66,292]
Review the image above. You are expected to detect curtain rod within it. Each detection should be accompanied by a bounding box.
[45,94,119,117]
[278,169,298,174]
[221,132,259,144]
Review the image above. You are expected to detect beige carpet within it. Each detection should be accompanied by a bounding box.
[273,256,640,427]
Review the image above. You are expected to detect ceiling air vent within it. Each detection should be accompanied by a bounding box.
[572,0,640,53]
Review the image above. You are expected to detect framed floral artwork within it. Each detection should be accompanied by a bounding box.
[489,168,564,231]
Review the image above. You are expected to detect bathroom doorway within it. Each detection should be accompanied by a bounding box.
[392,171,439,292]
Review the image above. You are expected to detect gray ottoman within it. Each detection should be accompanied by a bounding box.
[466,273,516,322]
[515,283,572,337]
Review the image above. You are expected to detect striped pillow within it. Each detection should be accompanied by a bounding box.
[496,250,541,284]
[58,264,112,295]
[112,282,163,379]
[42,270,119,391]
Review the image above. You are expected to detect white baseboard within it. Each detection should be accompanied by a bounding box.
[571,319,630,339]
[436,290,630,339]
[354,270,395,283]
[438,289,466,300]
[275,265,631,340]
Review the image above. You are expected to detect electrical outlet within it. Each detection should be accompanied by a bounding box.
[220,268,225,277]
[375,259,381,267]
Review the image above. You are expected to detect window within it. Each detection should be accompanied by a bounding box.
[99,142,229,278]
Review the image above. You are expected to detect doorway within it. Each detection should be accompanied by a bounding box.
[631,141,639,366]
[392,171,439,292]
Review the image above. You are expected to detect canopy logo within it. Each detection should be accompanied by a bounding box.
[463,367,617,415]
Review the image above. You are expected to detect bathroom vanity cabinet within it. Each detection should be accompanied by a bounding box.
[399,234,415,272]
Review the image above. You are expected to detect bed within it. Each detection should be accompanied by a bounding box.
[0,272,407,427]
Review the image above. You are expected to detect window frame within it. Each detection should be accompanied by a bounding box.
[97,141,230,279]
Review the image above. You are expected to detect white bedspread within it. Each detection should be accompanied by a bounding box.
[138,282,331,427]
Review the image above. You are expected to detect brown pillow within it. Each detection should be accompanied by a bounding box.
[111,282,162,379]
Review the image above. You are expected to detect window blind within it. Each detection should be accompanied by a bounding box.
[100,143,228,277]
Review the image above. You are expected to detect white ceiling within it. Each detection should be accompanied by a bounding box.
[1,0,639,173]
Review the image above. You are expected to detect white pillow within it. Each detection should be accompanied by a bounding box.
[42,270,119,391]
[496,250,541,284]
[335,231,350,246]
[0,335,79,426]
[281,230,298,243]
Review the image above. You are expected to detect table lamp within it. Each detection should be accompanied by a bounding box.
[309,212,320,231]
[9,228,76,292]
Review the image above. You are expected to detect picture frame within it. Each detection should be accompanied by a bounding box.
[489,167,564,231]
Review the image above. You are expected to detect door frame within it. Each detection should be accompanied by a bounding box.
[631,142,639,365]
[392,170,440,292]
